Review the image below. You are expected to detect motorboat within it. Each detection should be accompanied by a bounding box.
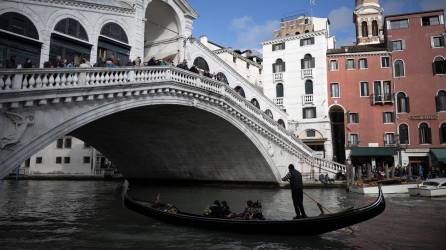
[408,178,446,197]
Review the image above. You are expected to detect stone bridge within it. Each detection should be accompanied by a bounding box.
[0,65,345,183]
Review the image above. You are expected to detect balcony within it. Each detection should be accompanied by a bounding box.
[302,94,313,105]
[273,97,284,109]
[301,69,313,79]
[371,93,393,105]
[273,72,283,82]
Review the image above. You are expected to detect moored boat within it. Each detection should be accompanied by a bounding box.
[408,178,446,197]
[123,186,385,235]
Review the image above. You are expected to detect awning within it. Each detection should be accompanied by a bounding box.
[350,147,396,157]
[431,148,446,162]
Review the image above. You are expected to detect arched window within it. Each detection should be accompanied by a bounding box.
[264,109,273,119]
[278,119,286,128]
[397,92,410,113]
[440,123,446,144]
[100,23,128,43]
[419,123,432,144]
[234,86,245,98]
[394,60,405,77]
[372,20,379,36]
[0,12,39,39]
[361,21,368,37]
[55,18,88,41]
[193,57,209,72]
[301,54,315,69]
[273,58,285,73]
[399,124,409,144]
[216,72,228,84]
[304,30,309,33]
[276,83,284,98]
[433,56,446,75]
[251,98,260,109]
[295,32,300,35]
[305,80,313,95]
[436,90,446,112]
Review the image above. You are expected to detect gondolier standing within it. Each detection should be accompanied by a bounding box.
[282,164,307,219]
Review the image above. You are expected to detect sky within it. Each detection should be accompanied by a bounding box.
[188,0,446,52]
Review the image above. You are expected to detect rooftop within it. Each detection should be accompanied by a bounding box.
[327,43,387,55]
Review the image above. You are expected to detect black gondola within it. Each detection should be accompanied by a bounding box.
[123,186,385,235]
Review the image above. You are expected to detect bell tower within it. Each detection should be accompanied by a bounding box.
[354,0,384,45]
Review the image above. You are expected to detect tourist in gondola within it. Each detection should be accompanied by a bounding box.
[282,164,307,219]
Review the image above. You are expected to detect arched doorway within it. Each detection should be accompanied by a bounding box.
[97,22,130,66]
[329,105,345,163]
[50,18,91,67]
[144,0,181,62]
[0,12,41,68]
[193,57,209,72]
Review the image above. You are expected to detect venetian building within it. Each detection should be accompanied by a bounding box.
[0,0,197,67]
[354,0,384,45]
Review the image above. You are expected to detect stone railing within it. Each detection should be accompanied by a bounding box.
[273,72,283,82]
[301,68,313,79]
[0,66,345,174]
[302,94,313,105]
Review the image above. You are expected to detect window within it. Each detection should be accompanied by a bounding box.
[273,59,285,73]
[276,83,284,98]
[359,58,368,69]
[348,113,359,123]
[234,86,245,98]
[56,157,62,164]
[384,133,395,145]
[36,157,43,164]
[360,82,369,96]
[100,22,128,44]
[306,129,316,137]
[381,57,390,68]
[346,59,355,69]
[0,12,39,39]
[54,18,88,41]
[264,109,273,119]
[233,56,237,63]
[397,92,410,113]
[373,81,392,102]
[349,134,359,145]
[329,60,338,71]
[303,107,316,119]
[432,36,445,48]
[399,124,409,144]
[272,43,285,51]
[419,123,432,144]
[394,60,405,77]
[64,138,72,149]
[433,57,446,75]
[305,80,313,95]
[372,20,379,36]
[56,138,63,149]
[436,90,446,112]
[389,19,409,29]
[392,40,404,51]
[330,83,340,98]
[193,57,210,71]
[251,98,260,109]
[83,156,91,164]
[422,16,440,26]
[25,158,30,167]
[301,54,315,69]
[440,123,446,144]
[300,37,315,46]
[64,157,70,164]
[383,112,394,123]
[361,21,368,37]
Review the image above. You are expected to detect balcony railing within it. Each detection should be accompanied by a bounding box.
[301,69,313,79]
[273,72,283,82]
[371,93,393,105]
[273,97,284,109]
[302,94,313,105]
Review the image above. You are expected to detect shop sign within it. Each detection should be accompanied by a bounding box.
[409,114,438,120]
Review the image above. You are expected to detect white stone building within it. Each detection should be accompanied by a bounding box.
[262,16,335,160]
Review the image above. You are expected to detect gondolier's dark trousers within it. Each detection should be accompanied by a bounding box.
[292,189,307,217]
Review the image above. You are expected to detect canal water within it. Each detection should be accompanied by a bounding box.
[0,180,444,249]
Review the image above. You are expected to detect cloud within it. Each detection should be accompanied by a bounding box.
[382,0,406,15]
[420,0,446,10]
[328,6,354,33]
[229,16,279,50]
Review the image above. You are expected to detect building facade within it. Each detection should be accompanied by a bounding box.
[263,16,335,159]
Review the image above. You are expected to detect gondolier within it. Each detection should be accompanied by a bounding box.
[282,164,307,219]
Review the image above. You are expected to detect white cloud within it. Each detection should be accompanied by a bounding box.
[420,0,446,10]
[229,16,279,50]
[328,6,354,33]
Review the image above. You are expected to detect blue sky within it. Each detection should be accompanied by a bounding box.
[188,0,446,52]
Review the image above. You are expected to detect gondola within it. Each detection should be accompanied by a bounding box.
[123,186,385,235]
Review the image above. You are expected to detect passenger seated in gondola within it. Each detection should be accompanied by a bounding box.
[221,201,236,218]
[252,200,265,220]
[204,200,224,218]
[237,200,255,220]
[151,193,179,214]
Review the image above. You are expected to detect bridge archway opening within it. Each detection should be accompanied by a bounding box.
[329,105,345,163]
[144,0,181,61]
[234,86,246,98]
[97,22,131,65]
[193,57,210,72]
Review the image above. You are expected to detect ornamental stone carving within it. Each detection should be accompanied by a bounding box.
[0,111,34,150]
